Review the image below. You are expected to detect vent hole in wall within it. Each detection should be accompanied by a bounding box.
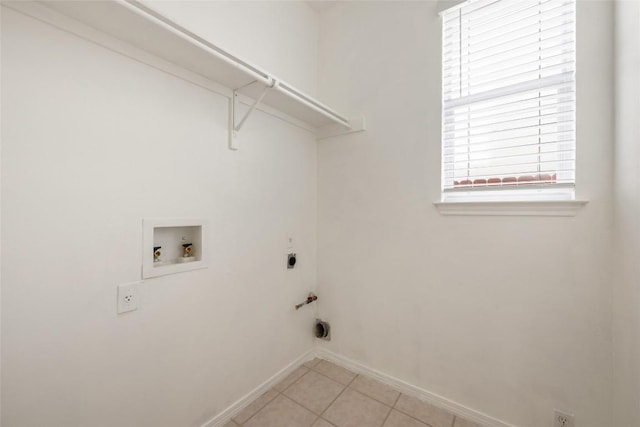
[315,319,330,341]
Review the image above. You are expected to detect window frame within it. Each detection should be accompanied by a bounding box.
[437,0,583,211]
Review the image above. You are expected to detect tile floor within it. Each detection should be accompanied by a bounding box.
[223,358,484,427]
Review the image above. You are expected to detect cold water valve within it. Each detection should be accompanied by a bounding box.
[295,292,317,310]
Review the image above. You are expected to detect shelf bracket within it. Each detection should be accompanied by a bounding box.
[229,79,277,150]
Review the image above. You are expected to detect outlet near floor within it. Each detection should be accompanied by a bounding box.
[554,410,575,427]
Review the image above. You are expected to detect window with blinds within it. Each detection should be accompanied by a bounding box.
[441,0,576,201]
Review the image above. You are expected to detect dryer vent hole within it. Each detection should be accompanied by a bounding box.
[315,319,330,341]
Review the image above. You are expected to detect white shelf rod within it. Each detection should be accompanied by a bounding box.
[122,0,352,130]
[122,0,272,86]
[276,83,351,128]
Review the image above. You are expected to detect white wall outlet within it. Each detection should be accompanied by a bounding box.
[554,410,575,427]
[117,282,140,314]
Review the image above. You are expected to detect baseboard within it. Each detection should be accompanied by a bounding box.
[199,345,513,427]
[200,348,315,427]
[315,347,515,427]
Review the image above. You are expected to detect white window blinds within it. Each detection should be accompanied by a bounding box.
[441,0,576,199]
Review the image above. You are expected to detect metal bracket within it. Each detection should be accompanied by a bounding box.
[229,79,277,150]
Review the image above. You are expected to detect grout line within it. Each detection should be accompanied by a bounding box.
[314,359,400,409]
[235,388,280,426]
[378,397,395,427]
[235,359,350,427]
[283,373,336,417]
[346,373,402,409]
[311,369,353,386]
[279,393,341,427]
[314,416,338,427]
[308,362,357,387]
[308,359,453,427]
[241,360,329,426]
[279,393,327,423]
[392,397,439,427]
[392,392,402,408]
[316,372,359,423]
[238,359,460,427]
[378,393,404,427]
[312,360,416,426]
[350,385,393,405]
[345,387,394,427]
[304,358,322,370]
[280,365,313,394]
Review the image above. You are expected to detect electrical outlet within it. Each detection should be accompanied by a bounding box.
[117,282,140,314]
[554,410,575,427]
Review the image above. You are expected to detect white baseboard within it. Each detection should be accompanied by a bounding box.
[201,348,315,427]
[315,347,515,427]
[200,345,513,427]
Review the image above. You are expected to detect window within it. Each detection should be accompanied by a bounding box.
[441,0,576,202]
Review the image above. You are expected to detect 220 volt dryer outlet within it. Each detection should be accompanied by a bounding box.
[554,410,575,427]
[117,282,140,314]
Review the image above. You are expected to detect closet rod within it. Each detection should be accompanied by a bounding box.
[121,0,351,129]
[277,83,351,127]
[121,0,273,87]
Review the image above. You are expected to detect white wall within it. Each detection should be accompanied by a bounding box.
[613,1,640,426]
[143,0,320,97]
[0,4,3,422]
[316,1,614,426]
[1,5,318,427]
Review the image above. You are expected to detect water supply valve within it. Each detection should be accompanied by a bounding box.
[295,292,317,310]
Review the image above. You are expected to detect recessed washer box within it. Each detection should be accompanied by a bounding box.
[142,219,208,279]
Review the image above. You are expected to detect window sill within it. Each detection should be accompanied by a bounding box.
[434,200,588,216]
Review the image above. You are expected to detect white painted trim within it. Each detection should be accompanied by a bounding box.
[317,114,367,140]
[437,0,468,15]
[200,349,315,427]
[1,1,317,135]
[198,344,513,427]
[315,348,515,427]
[434,200,588,216]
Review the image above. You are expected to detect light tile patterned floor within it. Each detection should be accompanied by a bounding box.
[223,358,484,427]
